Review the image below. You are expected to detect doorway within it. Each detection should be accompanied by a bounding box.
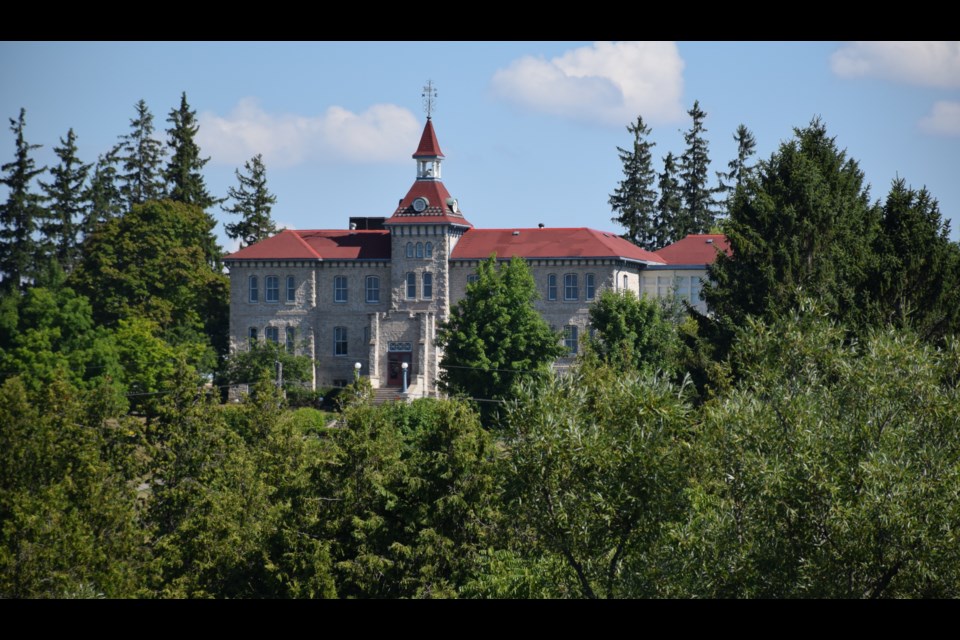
[387,351,412,387]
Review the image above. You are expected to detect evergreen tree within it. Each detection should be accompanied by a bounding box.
[223,154,277,248]
[863,178,960,341]
[82,148,124,239]
[678,100,717,236]
[38,128,90,274]
[715,124,757,213]
[164,92,216,209]
[705,118,879,331]
[0,109,45,292]
[116,99,165,208]
[609,116,659,250]
[656,152,683,246]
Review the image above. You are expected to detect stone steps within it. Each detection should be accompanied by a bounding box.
[372,387,403,405]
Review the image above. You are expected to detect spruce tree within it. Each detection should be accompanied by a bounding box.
[678,100,717,236]
[0,109,45,292]
[656,152,683,247]
[165,92,216,209]
[223,154,277,248]
[116,99,165,208]
[38,128,91,274]
[609,115,659,250]
[715,124,757,213]
[82,148,124,239]
[705,118,879,330]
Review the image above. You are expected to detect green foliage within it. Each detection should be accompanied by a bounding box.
[609,115,660,250]
[678,100,717,237]
[223,154,277,248]
[326,398,498,598]
[500,360,692,598]
[0,108,45,292]
[862,178,960,342]
[0,377,146,598]
[225,339,314,392]
[655,151,683,246]
[665,305,960,597]
[586,288,676,375]
[0,284,123,394]
[164,92,216,210]
[38,128,90,275]
[715,123,757,212]
[705,117,879,333]
[70,199,229,366]
[82,148,124,238]
[116,99,166,208]
[438,255,565,419]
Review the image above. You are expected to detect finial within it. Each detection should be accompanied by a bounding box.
[422,80,437,119]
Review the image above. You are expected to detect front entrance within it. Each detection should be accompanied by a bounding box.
[387,351,412,387]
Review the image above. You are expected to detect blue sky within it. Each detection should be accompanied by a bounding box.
[2,41,958,251]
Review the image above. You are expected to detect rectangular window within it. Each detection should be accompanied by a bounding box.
[265,326,279,344]
[334,326,348,356]
[564,325,578,355]
[286,275,296,302]
[248,326,258,344]
[249,276,259,303]
[547,274,557,301]
[657,276,669,298]
[564,273,578,301]
[585,273,595,300]
[406,272,416,299]
[334,276,348,303]
[467,274,479,285]
[623,274,629,292]
[675,276,690,301]
[691,276,703,308]
[285,326,295,353]
[422,272,433,299]
[265,276,279,303]
[365,275,380,303]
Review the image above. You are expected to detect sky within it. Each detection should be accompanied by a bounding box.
[2,41,958,252]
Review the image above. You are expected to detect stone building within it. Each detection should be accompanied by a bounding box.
[223,118,727,396]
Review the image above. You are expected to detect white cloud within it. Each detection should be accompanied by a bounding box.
[198,98,421,167]
[831,42,960,89]
[491,41,685,126]
[920,100,960,136]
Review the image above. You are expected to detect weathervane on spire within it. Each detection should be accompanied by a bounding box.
[422,80,437,119]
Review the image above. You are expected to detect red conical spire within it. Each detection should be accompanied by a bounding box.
[413,119,444,159]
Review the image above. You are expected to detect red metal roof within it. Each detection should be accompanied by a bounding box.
[450,228,665,263]
[224,229,391,261]
[654,234,730,265]
[413,119,444,158]
[386,179,473,227]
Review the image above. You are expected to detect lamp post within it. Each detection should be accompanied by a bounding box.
[401,361,408,393]
[354,361,362,381]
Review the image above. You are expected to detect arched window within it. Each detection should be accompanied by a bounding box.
[334,327,348,356]
[406,242,414,258]
[286,326,296,353]
[547,274,557,301]
[564,274,578,301]
[416,242,424,258]
[249,275,259,302]
[585,273,596,300]
[425,241,433,258]
[334,275,348,303]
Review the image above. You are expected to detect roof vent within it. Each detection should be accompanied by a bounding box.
[538,223,545,228]
[349,222,357,230]
[706,238,714,244]
[512,230,520,236]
